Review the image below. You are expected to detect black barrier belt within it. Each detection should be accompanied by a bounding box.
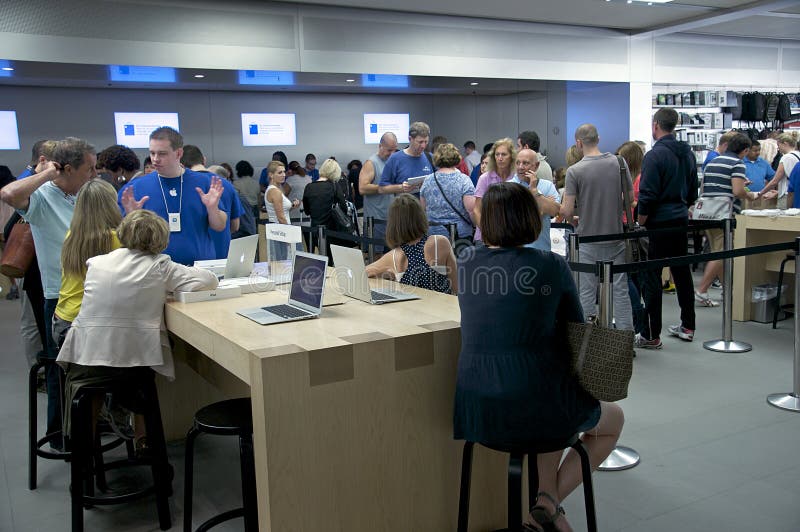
[567,240,798,276]
[551,222,574,229]
[576,219,731,244]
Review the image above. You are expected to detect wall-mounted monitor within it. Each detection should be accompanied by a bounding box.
[0,111,20,150]
[237,70,295,86]
[114,112,180,149]
[0,60,12,78]
[363,113,409,144]
[241,113,297,147]
[109,65,176,83]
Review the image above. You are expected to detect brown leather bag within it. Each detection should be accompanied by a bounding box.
[0,220,35,278]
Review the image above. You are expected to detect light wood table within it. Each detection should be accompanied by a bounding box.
[733,214,800,321]
[161,280,509,531]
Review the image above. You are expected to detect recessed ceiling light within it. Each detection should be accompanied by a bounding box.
[346,79,355,83]
[470,82,479,86]
[194,74,205,79]
[1,67,13,71]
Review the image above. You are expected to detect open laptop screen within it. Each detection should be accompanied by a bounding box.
[288,253,326,309]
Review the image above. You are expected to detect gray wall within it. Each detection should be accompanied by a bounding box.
[0,86,555,173]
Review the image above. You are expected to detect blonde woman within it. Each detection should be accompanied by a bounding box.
[473,138,516,243]
[52,179,123,348]
[303,158,352,261]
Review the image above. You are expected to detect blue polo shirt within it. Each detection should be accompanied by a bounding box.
[196,172,243,259]
[259,168,269,188]
[702,150,719,171]
[118,170,222,265]
[742,157,775,192]
[307,168,320,182]
[379,150,433,187]
[16,166,33,180]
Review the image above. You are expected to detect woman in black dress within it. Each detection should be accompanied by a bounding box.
[454,182,624,531]
[302,158,352,262]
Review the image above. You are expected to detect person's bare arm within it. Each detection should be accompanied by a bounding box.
[473,196,482,230]
[267,188,288,224]
[359,161,379,195]
[560,194,576,223]
[365,249,398,278]
[230,218,240,233]
[763,164,786,193]
[0,162,59,210]
[534,191,561,217]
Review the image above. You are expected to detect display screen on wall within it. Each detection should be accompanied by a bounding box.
[109,65,176,83]
[241,113,297,147]
[361,74,409,88]
[237,70,295,86]
[363,113,409,144]
[0,60,12,78]
[113,112,180,148]
[0,111,21,150]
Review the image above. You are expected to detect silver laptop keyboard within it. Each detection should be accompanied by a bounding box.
[370,291,397,301]
[261,304,312,319]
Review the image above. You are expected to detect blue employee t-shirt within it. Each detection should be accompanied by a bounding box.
[469,164,482,186]
[509,175,561,252]
[379,150,433,187]
[307,168,320,182]
[702,150,720,171]
[200,173,243,259]
[16,166,34,180]
[743,157,775,192]
[259,168,269,188]
[117,170,220,265]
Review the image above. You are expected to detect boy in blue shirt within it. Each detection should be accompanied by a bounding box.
[743,141,775,192]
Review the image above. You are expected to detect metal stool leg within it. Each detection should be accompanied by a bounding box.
[239,433,258,532]
[142,381,171,531]
[508,452,524,531]
[572,441,597,532]
[774,257,791,329]
[456,442,474,532]
[70,394,92,532]
[28,361,43,490]
[183,426,199,532]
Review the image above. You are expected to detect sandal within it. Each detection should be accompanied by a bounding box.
[530,492,567,532]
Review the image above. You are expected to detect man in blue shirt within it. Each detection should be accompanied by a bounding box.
[702,131,735,171]
[787,163,800,208]
[16,139,49,180]
[743,141,775,192]
[509,149,561,251]
[119,127,226,265]
[305,153,320,182]
[378,121,433,195]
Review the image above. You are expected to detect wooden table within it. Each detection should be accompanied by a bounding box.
[733,214,800,322]
[161,279,509,531]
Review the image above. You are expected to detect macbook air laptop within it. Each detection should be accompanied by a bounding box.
[223,234,258,279]
[330,244,420,305]
[237,251,328,325]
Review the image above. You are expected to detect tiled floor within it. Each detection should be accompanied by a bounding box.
[1,281,799,531]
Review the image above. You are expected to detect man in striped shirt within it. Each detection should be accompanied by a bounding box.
[695,133,776,305]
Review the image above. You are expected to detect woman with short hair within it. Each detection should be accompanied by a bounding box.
[454,182,624,532]
[303,158,353,261]
[365,194,457,294]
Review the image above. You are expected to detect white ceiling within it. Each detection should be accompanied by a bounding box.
[277,0,800,38]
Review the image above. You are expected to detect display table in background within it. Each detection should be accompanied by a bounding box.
[159,280,508,531]
[733,214,800,322]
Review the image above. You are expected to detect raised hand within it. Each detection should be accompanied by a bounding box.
[196,175,223,211]
[121,185,149,214]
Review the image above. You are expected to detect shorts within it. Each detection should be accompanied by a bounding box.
[705,228,725,253]
[576,403,602,433]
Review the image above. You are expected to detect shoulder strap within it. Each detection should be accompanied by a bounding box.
[617,156,635,231]
[433,172,472,226]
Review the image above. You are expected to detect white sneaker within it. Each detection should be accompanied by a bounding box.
[694,291,719,307]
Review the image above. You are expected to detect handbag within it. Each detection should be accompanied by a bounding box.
[329,182,357,236]
[617,156,648,263]
[566,322,634,402]
[0,219,36,278]
[690,196,733,221]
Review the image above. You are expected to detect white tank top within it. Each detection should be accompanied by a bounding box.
[265,184,292,223]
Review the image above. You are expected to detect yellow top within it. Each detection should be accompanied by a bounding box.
[55,231,121,323]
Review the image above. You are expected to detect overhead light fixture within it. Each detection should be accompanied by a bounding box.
[346,79,355,83]
[1,67,13,71]
[194,74,205,79]
[470,82,479,86]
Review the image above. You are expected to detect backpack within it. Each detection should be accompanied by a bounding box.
[727,92,743,120]
[777,93,792,122]
[752,92,767,122]
[766,93,779,122]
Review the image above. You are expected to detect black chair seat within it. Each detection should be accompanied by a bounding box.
[193,398,252,435]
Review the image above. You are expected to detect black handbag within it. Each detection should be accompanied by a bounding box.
[617,156,647,263]
[566,322,634,402]
[329,182,356,236]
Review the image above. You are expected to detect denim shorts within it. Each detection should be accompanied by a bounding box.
[576,403,602,433]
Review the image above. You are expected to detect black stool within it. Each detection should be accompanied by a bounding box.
[773,254,795,329]
[28,357,128,490]
[457,434,597,532]
[69,374,172,532]
[184,398,257,532]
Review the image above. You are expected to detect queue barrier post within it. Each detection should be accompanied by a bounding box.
[317,225,327,257]
[767,236,800,412]
[366,217,375,263]
[595,260,641,472]
[703,218,752,353]
[447,223,458,248]
[569,232,580,293]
